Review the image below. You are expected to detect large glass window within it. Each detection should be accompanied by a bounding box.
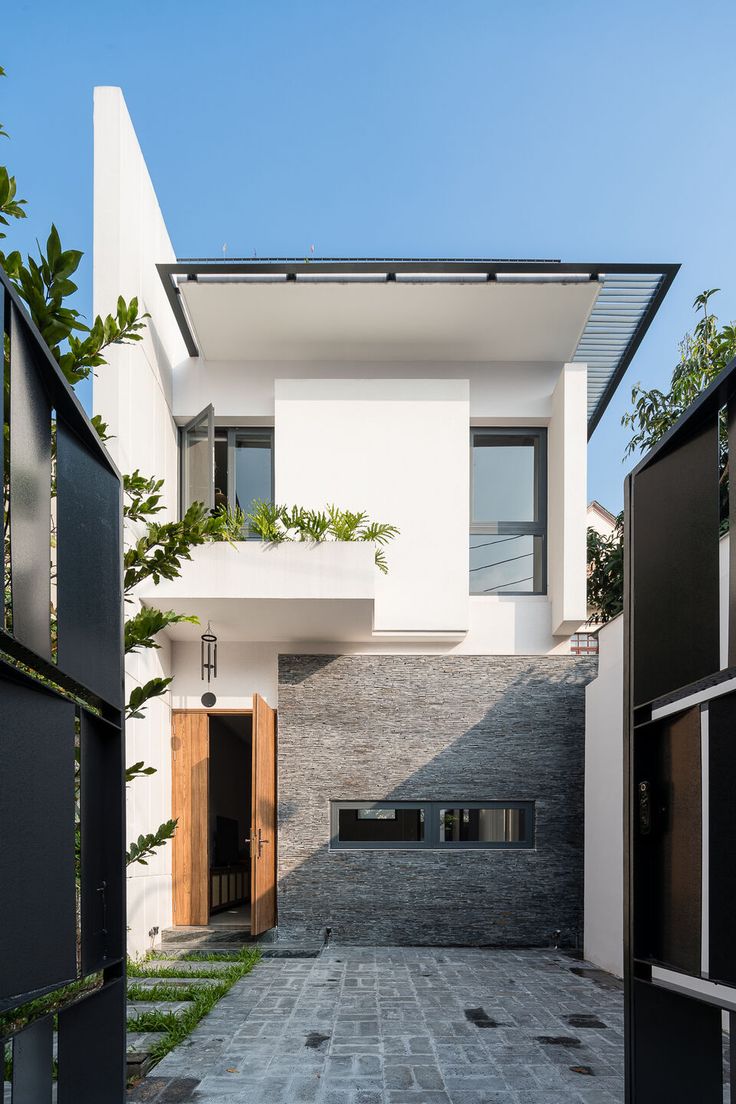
[182,420,274,532]
[470,429,547,595]
[233,430,273,515]
[331,801,534,850]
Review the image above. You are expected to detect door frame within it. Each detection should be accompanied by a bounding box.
[170,707,277,933]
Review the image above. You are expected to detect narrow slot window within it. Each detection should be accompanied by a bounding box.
[331,801,534,850]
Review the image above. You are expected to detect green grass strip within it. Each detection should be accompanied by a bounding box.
[126,947,261,1072]
[178,947,259,962]
[128,962,232,980]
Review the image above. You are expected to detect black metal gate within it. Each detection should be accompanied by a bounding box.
[0,266,125,1101]
[625,355,736,1100]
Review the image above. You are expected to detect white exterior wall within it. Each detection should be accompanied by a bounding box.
[548,363,588,636]
[93,86,183,509]
[275,378,470,634]
[175,357,561,423]
[93,88,186,954]
[584,534,730,977]
[584,615,624,977]
[93,87,592,953]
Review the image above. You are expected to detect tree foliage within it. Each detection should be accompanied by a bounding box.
[621,290,736,458]
[587,516,624,625]
[0,65,231,867]
[587,290,736,625]
[126,820,178,867]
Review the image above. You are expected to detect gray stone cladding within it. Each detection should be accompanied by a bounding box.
[276,654,597,948]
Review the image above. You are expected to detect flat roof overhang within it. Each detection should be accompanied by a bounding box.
[157,259,679,437]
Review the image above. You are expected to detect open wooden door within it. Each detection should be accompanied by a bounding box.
[171,712,209,926]
[251,694,277,935]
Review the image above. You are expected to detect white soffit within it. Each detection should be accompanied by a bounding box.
[177,278,601,364]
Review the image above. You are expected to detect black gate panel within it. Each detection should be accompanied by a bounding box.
[11,1015,54,1102]
[0,664,77,1004]
[626,357,736,1100]
[633,708,702,974]
[8,300,52,660]
[0,266,125,1100]
[57,979,126,1104]
[708,692,736,987]
[631,981,722,1103]
[80,712,125,975]
[631,417,719,707]
[56,421,123,708]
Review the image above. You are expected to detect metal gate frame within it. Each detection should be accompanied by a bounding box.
[0,265,125,1101]
[625,355,736,1100]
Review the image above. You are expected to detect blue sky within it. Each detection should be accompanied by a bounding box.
[3,0,736,510]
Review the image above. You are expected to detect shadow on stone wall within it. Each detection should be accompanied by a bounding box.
[274,654,597,948]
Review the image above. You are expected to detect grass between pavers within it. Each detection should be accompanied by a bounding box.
[126,946,261,1072]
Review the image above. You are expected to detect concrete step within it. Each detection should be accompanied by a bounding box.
[127,1030,168,1054]
[128,976,222,992]
[126,1031,168,1079]
[160,926,267,946]
[156,941,322,958]
[127,1000,192,1021]
[142,958,240,974]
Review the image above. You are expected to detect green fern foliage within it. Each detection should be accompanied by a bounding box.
[246,501,399,573]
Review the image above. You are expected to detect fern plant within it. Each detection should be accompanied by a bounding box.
[246,501,399,573]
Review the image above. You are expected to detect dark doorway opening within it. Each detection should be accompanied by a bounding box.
[208,713,252,927]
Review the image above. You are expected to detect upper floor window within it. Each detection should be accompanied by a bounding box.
[181,404,273,529]
[470,428,547,595]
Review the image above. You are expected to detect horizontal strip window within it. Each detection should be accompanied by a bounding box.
[330,801,534,850]
[470,428,547,595]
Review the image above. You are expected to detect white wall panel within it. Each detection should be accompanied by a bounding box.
[274,378,469,633]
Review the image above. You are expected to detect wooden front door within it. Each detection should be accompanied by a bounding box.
[171,712,209,926]
[251,694,277,935]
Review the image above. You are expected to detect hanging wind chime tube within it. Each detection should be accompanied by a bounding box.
[200,622,218,684]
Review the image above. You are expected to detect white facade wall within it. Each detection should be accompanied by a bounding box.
[174,357,562,425]
[549,364,588,636]
[93,88,185,953]
[94,88,591,953]
[584,615,624,977]
[274,378,470,634]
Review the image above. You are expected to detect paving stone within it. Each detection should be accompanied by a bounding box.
[128,1031,169,1054]
[142,958,237,974]
[129,977,222,992]
[128,947,630,1102]
[127,1000,193,1019]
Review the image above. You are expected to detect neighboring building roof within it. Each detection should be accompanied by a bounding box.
[587,500,619,538]
[157,258,678,437]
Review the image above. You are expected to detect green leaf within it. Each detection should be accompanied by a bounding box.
[125,607,199,653]
[126,819,178,866]
[126,676,174,720]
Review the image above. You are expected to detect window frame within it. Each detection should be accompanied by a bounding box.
[330,800,535,851]
[221,426,275,527]
[469,426,548,597]
[180,421,274,525]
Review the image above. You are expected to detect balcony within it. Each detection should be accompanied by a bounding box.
[136,541,376,642]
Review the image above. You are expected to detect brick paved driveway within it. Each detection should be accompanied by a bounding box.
[128,947,625,1104]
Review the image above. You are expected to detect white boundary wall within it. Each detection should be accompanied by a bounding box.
[584,615,624,976]
[584,534,730,977]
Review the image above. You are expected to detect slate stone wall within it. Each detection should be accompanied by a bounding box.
[276,654,596,946]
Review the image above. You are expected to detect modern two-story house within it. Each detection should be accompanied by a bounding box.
[93,88,677,956]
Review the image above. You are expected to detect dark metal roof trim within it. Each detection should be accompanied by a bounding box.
[157,259,679,434]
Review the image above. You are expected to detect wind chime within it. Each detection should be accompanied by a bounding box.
[200,622,218,707]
